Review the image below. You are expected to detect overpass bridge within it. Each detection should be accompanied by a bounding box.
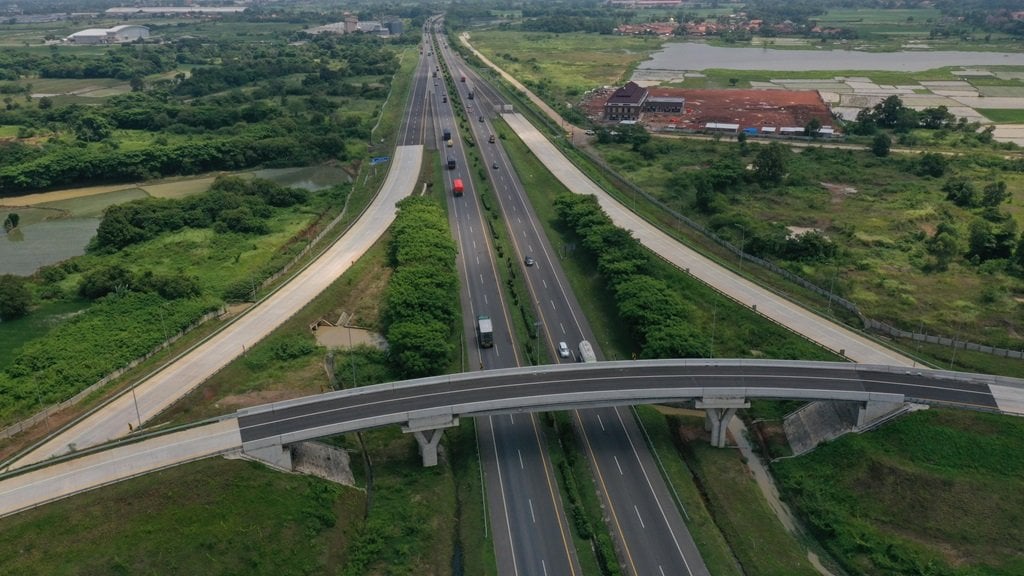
[3,359,1022,517]
[237,359,1024,467]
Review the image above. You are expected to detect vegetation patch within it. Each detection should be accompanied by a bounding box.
[383,196,459,378]
[773,409,1024,576]
[0,458,364,576]
[667,413,820,576]
[977,108,1024,124]
[590,129,1024,356]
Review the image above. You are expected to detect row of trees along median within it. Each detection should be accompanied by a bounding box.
[382,197,460,379]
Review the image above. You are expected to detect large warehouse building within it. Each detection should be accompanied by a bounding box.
[66,25,150,44]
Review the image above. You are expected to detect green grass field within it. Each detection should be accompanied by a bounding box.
[773,409,1024,576]
[590,136,1024,361]
[661,411,818,576]
[467,31,668,102]
[0,458,365,576]
[811,8,942,34]
[978,108,1024,123]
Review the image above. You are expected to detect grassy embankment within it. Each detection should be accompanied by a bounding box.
[0,458,365,576]
[773,409,1024,576]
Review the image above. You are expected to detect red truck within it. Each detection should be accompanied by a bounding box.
[453,178,464,196]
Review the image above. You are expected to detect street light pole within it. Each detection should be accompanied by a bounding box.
[130,386,142,431]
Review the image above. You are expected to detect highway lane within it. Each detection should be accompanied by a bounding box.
[431,25,583,576]
[236,360,1012,443]
[450,41,711,576]
[11,45,434,470]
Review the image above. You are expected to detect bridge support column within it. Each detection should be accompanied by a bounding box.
[402,414,460,467]
[242,443,294,471]
[696,397,750,448]
[857,398,908,430]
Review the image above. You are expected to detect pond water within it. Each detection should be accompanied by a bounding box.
[0,165,353,276]
[1,218,99,276]
[637,42,1024,72]
[250,165,352,191]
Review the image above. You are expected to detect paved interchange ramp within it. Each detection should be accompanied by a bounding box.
[12,145,423,469]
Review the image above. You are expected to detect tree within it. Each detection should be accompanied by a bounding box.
[78,264,136,300]
[874,95,908,128]
[73,114,113,142]
[916,153,947,178]
[804,117,822,138]
[920,105,954,129]
[943,176,977,207]
[871,133,891,157]
[3,212,18,231]
[893,108,920,133]
[0,274,31,320]
[981,181,1009,208]
[927,221,961,271]
[970,217,995,260]
[753,143,786,185]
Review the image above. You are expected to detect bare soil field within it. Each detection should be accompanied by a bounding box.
[582,87,834,131]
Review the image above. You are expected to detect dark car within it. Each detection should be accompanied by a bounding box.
[524,256,535,267]
[492,161,499,169]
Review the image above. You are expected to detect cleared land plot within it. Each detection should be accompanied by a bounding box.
[25,77,127,96]
[588,87,835,131]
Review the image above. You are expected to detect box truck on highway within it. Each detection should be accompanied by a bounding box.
[578,340,596,363]
[453,178,464,196]
[477,315,494,348]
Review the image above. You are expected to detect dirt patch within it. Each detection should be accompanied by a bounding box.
[820,182,858,205]
[313,326,385,349]
[216,389,302,409]
[787,225,822,238]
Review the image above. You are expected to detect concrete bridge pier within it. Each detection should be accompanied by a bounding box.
[696,397,750,448]
[402,414,460,467]
[857,398,908,429]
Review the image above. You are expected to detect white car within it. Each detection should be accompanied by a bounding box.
[558,341,570,358]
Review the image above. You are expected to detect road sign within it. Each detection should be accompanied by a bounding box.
[370,156,390,166]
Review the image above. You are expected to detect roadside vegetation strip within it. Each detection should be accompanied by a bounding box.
[543,411,622,576]
[773,409,1024,576]
[672,416,820,576]
[450,419,499,576]
[383,196,460,378]
[0,458,364,576]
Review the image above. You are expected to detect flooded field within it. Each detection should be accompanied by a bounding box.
[0,164,352,276]
[1,218,99,276]
[639,42,1024,72]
